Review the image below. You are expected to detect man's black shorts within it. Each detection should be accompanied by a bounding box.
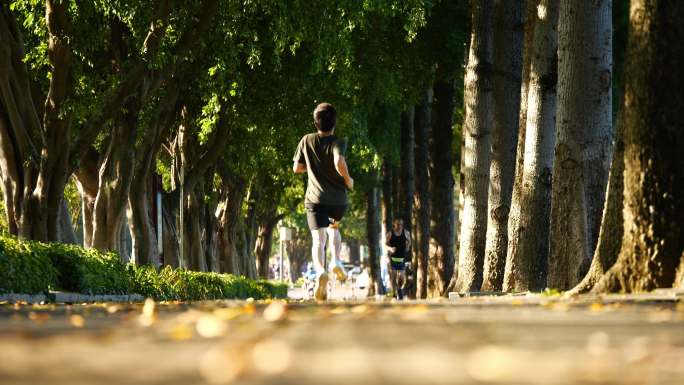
[305,203,347,230]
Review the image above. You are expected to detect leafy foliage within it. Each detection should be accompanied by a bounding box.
[0,235,286,299]
[0,236,59,294]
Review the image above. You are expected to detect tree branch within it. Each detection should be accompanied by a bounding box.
[70,0,172,167]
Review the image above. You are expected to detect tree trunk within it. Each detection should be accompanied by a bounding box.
[183,186,207,271]
[74,150,99,248]
[91,103,138,258]
[381,158,393,231]
[400,107,416,298]
[455,0,494,293]
[215,176,246,275]
[366,187,384,297]
[161,191,181,268]
[548,0,612,290]
[504,0,537,293]
[244,182,259,268]
[429,74,456,298]
[399,107,415,231]
[502,0,558,292]
[414,89,432,299]
[255,214,277,279]
[128,176,157,265]
[57,198,76,244]
[0,3,72,243]
[593,0,684,293]
[567,113,624,295]
[391,164,401,220]
[128,89,178,266]
[481,0,523,292]
[349,238,360,265]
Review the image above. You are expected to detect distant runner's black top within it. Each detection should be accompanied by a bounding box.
[388,230,407,259]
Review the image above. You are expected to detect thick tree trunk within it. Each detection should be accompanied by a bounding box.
[481,0,523,292]
[183,186,207,271]
[74,150,98,248]
[255,214,277,279]
[455,0,494,293]
[429,75,456,297]
[128,177,157,265]
[204,194,219,273]
[215,176,246,275]
[593,0,684,293]
[548,0,612,290]
[504,0,538,276]
[414,89,432,299]
[128,89,178,266]
[57,198,76,244]
[502,0,558,292]
[0,3,72,243]
[91,105,138,259]
[567,115,624,295]
[366,187,384,297]
[504,0,537,293]
[161,191,181,268]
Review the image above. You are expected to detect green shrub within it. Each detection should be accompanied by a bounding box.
[0,236,58,294]
[37,242,132,295]
[0,234,287,300]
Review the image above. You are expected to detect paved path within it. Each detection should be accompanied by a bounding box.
[1,294,683,385]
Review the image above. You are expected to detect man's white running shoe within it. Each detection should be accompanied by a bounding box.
[314,273,329,300]
[331,261,347,282]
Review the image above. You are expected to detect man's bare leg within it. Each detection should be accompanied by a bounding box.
[389,269,398,297]
[397,270,406,300]
[326,225,346,281]
[311,228,329,300]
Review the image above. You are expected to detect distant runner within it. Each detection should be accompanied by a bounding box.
[293,103,354,300]
[385,218,411,300]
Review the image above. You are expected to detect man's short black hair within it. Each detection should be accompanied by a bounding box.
[313,103,336,132]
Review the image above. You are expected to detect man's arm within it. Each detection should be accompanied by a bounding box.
[385,231,395,253]
[292,138,306,173]
[333,153,354,190]
[293,160,306,174]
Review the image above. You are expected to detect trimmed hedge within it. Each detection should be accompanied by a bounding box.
[0,237,58,294]
[0,235,287,301]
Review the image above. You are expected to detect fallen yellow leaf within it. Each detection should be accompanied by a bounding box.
[169,324,194,340]
[263,301,288,322]
[69,314,85,328]
[196,315,228,338]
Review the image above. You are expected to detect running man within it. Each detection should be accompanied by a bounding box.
[293,103,354,300]
[385,218,411,300]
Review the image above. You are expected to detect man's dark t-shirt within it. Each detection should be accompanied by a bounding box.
[293,133,348,206]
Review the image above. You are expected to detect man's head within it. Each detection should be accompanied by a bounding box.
[313,103,336,133]
[392,218,404,232]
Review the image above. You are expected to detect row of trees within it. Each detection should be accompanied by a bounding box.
[0,0,458,280]
[2,0,682,297]
[366,0,682,298]
[418,0,682,297]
